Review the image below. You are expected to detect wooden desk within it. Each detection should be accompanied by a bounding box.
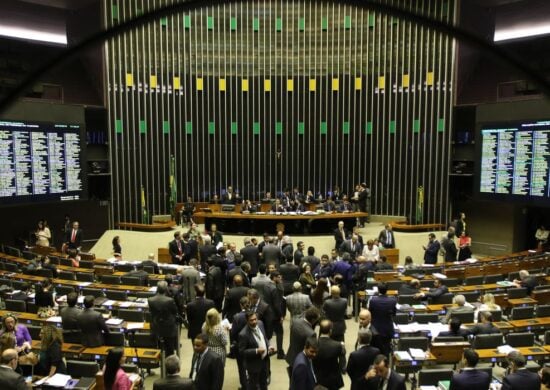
[373,272,400,282]
[393,351,437,367]
[31,340,85,358]
[532,289,550,305]
[430,342,471,364]
[476,346,550,363]
[508,317,550,331]
[380,249,399,266]
[462,321,514,333]
[81,346,161,364]
[507,297,537,307]
[194,210,368,234]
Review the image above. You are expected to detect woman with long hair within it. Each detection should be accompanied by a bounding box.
[37,325,66,376]
[201,308,228,365]
[0,314,31,353]
[475,293,501,322]
[35,220,51,247]
[299,263,316,296]
[311,278,329,310]
[103,347,134,390]
[458,231,472,261]
[35,279,56,318]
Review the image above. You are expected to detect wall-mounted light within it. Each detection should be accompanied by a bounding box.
[0,25,67,45]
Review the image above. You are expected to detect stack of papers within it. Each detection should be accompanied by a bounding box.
[410,348,426,359]
[126,322,144,330]
[432,273,447,279]
[497,345,517,354]
[106,318,124,326]
[394,351,412,360]
[35,374,72,387]
[46,316,62,323]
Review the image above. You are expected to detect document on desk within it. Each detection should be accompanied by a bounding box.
[46,316,62,323]
[394,351,412,360]
[409,348,426,359]
[497,345,517,354]
[119,301,133,307]
[126,322,145,330]
[106,318,124,326]
[396,322,448,338]
[36,373,72,387]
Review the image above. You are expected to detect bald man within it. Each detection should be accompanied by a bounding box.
[0,349,27,390]
[322,286,348,342]
[223,274,250,323]
[355,309,372,350]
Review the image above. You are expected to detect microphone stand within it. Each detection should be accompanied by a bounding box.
[127,328,146,388]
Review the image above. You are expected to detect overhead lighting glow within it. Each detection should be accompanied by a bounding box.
[0,25,67,45]
[494,24,550,42]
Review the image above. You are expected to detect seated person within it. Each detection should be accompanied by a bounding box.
[502,351,541,389]
[474,293,501,322]
[443,294,474,324]
[40,256,58,278]
[397,279,420,295]
[414,279,448,301]
[513,269,538,295]
[469,311,501,335]
[323,199,337,212]
[339,196,353,212]
[450,349,491,389]
[241,199,257,213]
[271,199,286,213]
[293,199,306,212]
[374,255,393,271]
[438,318,471,339]
[67,249,80,268]
[403,256,419,270]
[9,283,30,301]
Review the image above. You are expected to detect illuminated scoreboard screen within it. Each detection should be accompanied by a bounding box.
[0,120,86,204]
[479,120,550,199]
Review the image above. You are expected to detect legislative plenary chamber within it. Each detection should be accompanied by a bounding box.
[2,1,550,390]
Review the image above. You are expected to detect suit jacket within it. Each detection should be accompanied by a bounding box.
[347,345,381,390]
[520,277,538,295]
[190,349,224,390]
[223,286,249,322]
[230,311,248,344]
[365,371,406,390]
[198,244,217,270]
[378,229,396,248]
[397,284,419,295]
[252,300,274,339]
[262,244,282,267]
[205,266,225,301]
[240,245,259,275]
[438,329,471,339]
[286,318,315,366]
[502,369,541,390]
[65,228,83,248]
[425,285,449,300]
[263,282,285,320]
[148,293,179,337]
[153,375,195,390]
[77,308,110,347]
[444,305,474,324]
[238,322,270,374]
[290,351,316,390]
[469,322,501,335]
[186,297,215,339]
[181,268,201,303]
[449,369,491,390]
[61,306,81,330]
[0,365,27,390]
[424,240,440,264]
[442,237,458,262]
[286,292,312,319]
[339,240,362,260]
[368,295,397,337]
[313,336,345,389]
[169,239,183,264]
[251,274,271,300]
[323,297,348,338]
[334,228,349,249]
[280,263,300,295]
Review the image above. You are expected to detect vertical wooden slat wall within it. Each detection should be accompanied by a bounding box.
[105,0,455,224]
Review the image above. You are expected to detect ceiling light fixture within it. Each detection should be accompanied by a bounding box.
[0,25,67,45]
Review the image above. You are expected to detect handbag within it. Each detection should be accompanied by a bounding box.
[18,351,38,366]
[37,306,57,319]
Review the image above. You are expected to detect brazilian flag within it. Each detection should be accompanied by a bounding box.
[169,155,177,220]
[141,186,149,224]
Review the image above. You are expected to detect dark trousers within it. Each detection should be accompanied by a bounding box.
[372,334,392,357]
[272,321,284,353]
[157,334,178,357]
[236,354,247,389]
[247,362,268,390]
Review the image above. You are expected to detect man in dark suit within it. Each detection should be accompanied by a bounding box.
[358,183,370,226]
[439,318,471,339]
[293,241,305,266]
[61,291,81,330]
[364,354,406,390]
[449,349,490,390]
[227,259,250,287]
[231,297,250,390]
[247,288,274,342]
[238,311,274,390]
[241,237,260,277]
[469,311,501,335]
[322,286,348,342]
[501,351,541,390]
[9,282,30,301]
[64,221,83,251]
[169,231,184,264]
[347,330,381,390]
[378,224,396,249]
[286,307,321,374]
[190,333,224,390]
[313,320,345,390]
[415,278,449,301]
[333,221,349,250]
[513,269,538,295]
[368,282,396,356]
[222,274,249,323]
[264,271,286,358]
[205,258,225,311]
[0,349,27,390]
[423,233,440,264]
[153,354,194,390]
[148,281,179,356]
[198,236,217,273]
[280,257,300,296]
[374,255,393,271]
[186,284,215,343]
[339,234,362,261]
[397,279,420,295]
[77,295,110,347]
[290,336,319,390]
[441,231,458,262]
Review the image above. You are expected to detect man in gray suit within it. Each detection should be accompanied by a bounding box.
[180,259,201,304]
[286,282,313,319]
[285,307,321,376]
[262,238,282,269]
[0,349,27,390]
[153,354,194,390]
[443,294,474,324]
[148,281,179,356]
[77,295,110,347]
[323,286,348,342]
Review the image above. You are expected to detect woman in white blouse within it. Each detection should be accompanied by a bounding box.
[362,239,380,262]
[474,293,501,322]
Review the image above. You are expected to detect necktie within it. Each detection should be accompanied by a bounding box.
[378,378,385,390]
[193,353,202,379]
[177,240,182,254]
[71,229,76,242]
[387,231,392,246]
[253,328,267,359]
[308,358,317,383]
